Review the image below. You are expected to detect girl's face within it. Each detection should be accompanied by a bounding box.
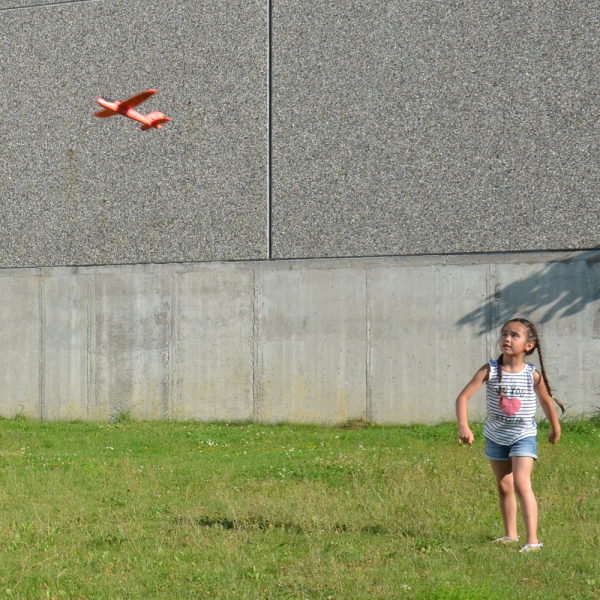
[500,321,535,357]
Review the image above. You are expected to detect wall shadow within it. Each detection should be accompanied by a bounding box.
[457,250,600,335]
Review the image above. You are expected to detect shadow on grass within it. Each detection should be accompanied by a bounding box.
[175,515,304,533]
[174,515,396,536]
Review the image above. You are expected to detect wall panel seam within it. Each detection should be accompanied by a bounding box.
[0,0,102,11]
[267,0,273,260]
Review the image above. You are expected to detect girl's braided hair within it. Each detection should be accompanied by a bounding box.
[497,318,565,414]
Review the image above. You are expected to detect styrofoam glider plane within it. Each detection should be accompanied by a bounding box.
[94,89,171,130]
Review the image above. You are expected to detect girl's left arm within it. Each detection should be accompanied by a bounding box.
[534,372,561,444]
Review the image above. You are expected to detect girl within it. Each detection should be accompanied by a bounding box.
[455,318,564,552]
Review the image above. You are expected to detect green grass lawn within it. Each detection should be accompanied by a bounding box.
[0,416,598,600]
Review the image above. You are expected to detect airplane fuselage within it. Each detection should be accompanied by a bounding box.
[96,98,152,127]
[94,90,171,130]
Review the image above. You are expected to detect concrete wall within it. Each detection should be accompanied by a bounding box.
[1,0,600,267]
[0,250,597,423]
[1,1,599,423]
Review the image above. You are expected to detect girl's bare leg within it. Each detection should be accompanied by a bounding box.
[490,460,518,539]
[511,456,538,545]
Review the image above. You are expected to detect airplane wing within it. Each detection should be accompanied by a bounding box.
[94,109,116,118]
[119,89,158,110]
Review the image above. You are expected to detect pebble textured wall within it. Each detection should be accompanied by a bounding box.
[1,0,599,267]
[0,0,268,267]
[271,0,600,258]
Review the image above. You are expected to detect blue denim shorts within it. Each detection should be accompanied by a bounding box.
[484,436,538,461]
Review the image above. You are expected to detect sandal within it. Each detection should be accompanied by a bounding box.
[520,543,543,552]
[492,536,519,544]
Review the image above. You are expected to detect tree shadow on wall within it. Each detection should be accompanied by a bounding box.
[456,249,600,335]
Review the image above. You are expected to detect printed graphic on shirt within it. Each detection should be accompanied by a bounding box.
[497,386,527,398]
[484,359,539,445]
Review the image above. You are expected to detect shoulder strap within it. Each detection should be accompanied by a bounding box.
[526,363,536,385]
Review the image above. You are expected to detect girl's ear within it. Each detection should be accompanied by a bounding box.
[525,341,536,353]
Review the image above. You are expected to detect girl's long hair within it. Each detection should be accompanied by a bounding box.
[497,318,565,414]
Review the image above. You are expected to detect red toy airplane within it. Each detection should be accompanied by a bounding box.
[94,89,171,130]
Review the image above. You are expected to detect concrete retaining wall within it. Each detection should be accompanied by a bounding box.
[0,250,598,423]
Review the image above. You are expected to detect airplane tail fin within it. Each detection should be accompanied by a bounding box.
[140,111,172,131]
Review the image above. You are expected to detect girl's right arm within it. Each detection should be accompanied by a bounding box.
[455,364,490,446]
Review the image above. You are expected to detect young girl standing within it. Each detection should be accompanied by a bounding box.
[455,318,564,552]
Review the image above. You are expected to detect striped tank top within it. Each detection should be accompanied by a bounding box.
[483,359,538,445]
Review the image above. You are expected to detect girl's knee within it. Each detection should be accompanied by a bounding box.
[497,478,514,496]
[513,476,533,496]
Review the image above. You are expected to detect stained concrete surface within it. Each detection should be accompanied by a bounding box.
[92,271,171,420]
[258,267,367,424]
[174,265,255,422]
[44,274,89,420]
[368,263,490,424]
[0,251,596,424]
[0,277,40,418]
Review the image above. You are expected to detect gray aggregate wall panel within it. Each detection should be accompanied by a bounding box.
[0,0,268,267]
[369,264,489,424]
[272,0,600,259]
[174,266,254,422]
[257,268,367,425]
[0,276,40,418]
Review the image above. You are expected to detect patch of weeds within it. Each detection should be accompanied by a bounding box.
[320,540,339,554]
[340,421,374,430]
[90,531,127,546]
[361,524,386,535]
[101,494,128,507]
[152,503,171,517]
[174,514,304,533]
[112,410,134,425]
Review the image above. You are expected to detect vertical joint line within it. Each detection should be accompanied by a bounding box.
[267,0,273,260]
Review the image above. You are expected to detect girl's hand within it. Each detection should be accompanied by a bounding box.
[458,427,474,446]
[548,428,561,445]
